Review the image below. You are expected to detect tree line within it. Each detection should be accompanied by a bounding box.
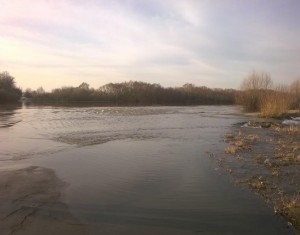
[0,72,236,105]
[2,71,298,116]
[26,81,236,105]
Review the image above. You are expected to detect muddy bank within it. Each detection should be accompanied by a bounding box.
[216,121,300,233]
[0,166,88,235]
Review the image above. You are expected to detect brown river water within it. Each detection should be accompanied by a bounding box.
[0,105,294,234]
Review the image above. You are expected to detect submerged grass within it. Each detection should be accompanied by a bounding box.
[221,122,300,230]
[225,146,239,155]
[278,193,300,229]
[224,131,257,155]
[274,125,300,134]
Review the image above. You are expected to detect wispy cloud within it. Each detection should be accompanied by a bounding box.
[0,0,299,90]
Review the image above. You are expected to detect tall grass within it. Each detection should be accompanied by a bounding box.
[238,72,298,118]
[290,79,300,110]
[259,88,293,118]
[237,71,272,113]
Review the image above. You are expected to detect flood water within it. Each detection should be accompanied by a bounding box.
[0,105,294,234]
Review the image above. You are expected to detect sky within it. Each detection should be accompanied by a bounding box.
[1,0,300,91]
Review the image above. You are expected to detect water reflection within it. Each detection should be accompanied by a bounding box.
[0,105,22,128]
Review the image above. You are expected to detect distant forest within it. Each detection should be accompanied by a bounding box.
[0,72,22,103]
[0,71,237,105]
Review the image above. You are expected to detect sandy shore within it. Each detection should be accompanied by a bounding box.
[0,166,88,235]
[217,121,300,232]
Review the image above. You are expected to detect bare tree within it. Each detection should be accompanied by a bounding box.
[238,71,273,112]
[240,71,273,90]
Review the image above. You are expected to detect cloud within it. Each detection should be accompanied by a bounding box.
[0,0,300,90]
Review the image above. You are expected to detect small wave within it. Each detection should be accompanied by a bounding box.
[0,110,22,128]
[55,131,157,146]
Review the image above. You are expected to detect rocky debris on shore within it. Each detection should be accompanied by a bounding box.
[243,116,300,129]
[243,121,283,129]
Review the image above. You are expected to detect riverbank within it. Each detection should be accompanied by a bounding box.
[0,166,87,235]
[218,119,300,232]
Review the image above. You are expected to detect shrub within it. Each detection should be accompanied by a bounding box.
[237,71,273,112]
[238,72,295,117]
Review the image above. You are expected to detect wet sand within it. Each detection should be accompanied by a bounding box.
[0,166,88,235]
[219,121,300,233]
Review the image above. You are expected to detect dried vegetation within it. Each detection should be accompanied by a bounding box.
[237,71,300,118]
[220,122,300,230]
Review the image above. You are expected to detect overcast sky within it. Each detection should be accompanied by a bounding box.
[1,0,300,91]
